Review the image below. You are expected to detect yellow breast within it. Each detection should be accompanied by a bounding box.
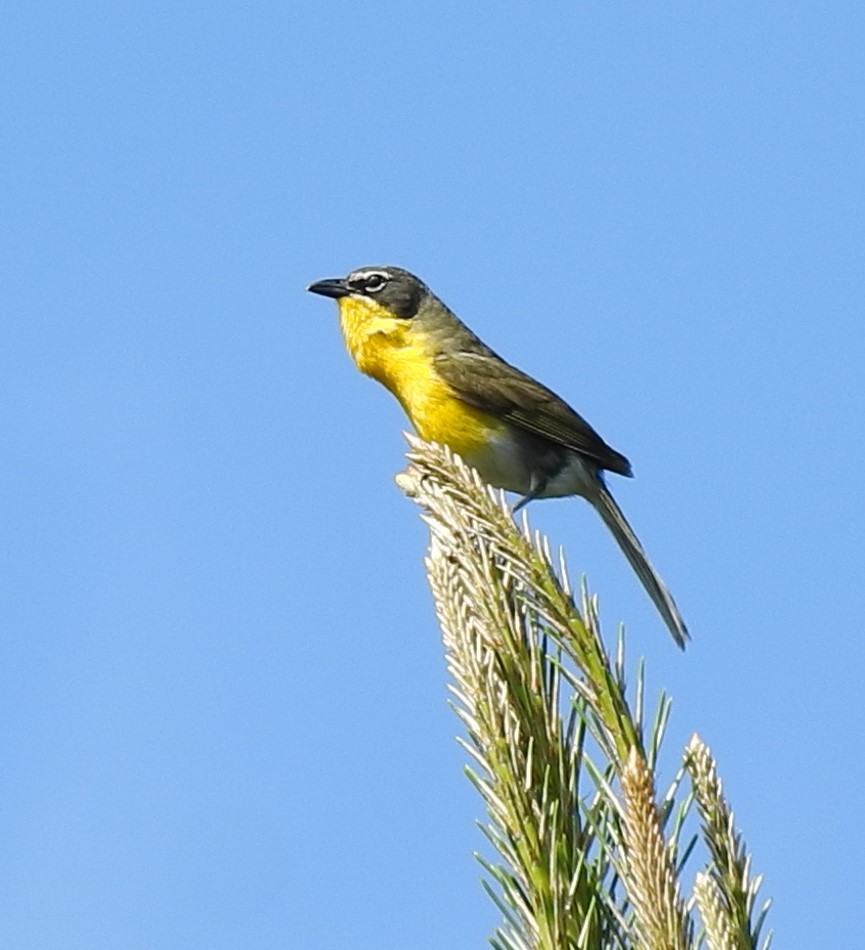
[336,296,503,459]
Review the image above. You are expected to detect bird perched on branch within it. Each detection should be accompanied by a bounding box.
[308,265,688,648]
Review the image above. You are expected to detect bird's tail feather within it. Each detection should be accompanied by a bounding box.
[589,482,689,649]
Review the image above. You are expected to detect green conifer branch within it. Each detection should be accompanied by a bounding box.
[397,437,771,950]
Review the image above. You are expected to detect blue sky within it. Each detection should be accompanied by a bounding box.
[2,2,863,946]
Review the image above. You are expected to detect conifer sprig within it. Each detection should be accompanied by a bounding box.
[397,437,770,949]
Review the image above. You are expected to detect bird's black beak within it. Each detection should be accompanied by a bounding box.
[306,277,350,299]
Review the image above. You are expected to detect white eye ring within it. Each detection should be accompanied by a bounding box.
[358,271,389,293]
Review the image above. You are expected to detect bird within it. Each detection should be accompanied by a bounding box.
[307,265,688,647]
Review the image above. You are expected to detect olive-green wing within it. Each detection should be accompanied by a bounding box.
[435,351,633,476]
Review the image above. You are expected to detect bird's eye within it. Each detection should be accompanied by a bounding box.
[354,272,389,294]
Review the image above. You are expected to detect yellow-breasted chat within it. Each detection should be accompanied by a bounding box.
[307,265,688,648]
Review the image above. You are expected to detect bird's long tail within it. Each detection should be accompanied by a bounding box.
[588,481,689,649]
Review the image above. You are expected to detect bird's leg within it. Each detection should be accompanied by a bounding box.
[513,473,548,512]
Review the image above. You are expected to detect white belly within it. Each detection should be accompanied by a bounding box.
[465,432,599,500]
